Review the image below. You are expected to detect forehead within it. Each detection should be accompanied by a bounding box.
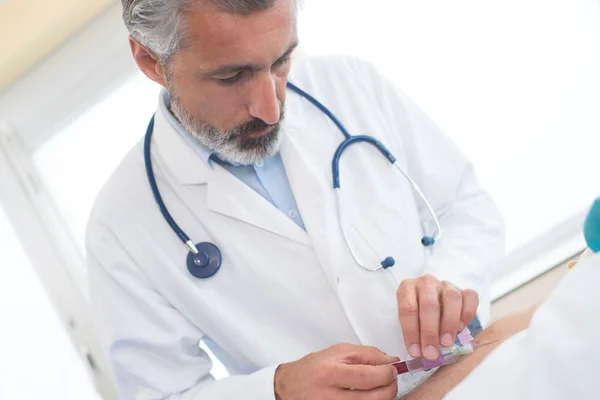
[179,0,297,66]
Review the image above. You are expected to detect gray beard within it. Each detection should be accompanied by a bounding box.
[169,95,284,165]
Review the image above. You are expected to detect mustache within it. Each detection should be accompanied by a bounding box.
[231,109,286,137]
[238,118,273,135]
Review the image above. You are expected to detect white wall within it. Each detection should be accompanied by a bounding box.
[0,205,100,399]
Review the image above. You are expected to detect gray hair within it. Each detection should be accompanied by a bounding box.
[121,0,279,63]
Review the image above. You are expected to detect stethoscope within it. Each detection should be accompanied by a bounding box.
[144,82,442,279]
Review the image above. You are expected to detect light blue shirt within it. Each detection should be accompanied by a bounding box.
[160,91,306,230]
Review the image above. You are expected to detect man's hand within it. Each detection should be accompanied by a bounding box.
[397,275,479,360]
[401,303,540,400]
[274,343,399,400]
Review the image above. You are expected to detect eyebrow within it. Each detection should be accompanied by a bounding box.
[202,41,299,77]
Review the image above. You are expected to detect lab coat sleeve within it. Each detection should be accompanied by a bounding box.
[442,254,600,400]
[87,222,279,400]
[357,60,506,323]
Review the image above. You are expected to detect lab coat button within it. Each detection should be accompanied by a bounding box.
[288,209,298,218]
[255,160,264,168]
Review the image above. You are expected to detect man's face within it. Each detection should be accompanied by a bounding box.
[164,0,298,164]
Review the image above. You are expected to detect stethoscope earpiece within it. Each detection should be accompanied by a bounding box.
[381,257,396,269]
[421,236,436,247]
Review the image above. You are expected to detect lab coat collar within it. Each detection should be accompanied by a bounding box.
[153,102,212,185]
[152,98,310,246]
[159,90,215,169]
[159,90,255,169]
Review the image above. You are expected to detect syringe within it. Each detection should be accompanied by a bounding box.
[390,342,484,375]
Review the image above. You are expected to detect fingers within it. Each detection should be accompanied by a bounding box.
[417,276,442,360]
[398,275,480,362]
[397,280,421,358]
[334,364,398,391]
[340,344,400,366]
[396,275,479,360]
[439,285,463,347]
[326,345,399,396]
[282,343,400,400]
[345,380,399,400]
[460,289,479,329]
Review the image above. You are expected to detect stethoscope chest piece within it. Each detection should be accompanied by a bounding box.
[187,242,222,279]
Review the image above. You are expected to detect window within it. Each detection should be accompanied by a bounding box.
[33,72,161,253]
[0,205,101,399]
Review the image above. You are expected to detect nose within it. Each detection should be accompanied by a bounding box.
[248,72,280,125]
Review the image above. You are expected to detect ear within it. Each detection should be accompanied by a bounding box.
[129,36,168,87]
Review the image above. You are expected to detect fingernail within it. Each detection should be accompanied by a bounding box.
[441,333,453,347]
[424,346,438,360]
[459,322,466,331]
[409,344,421,357]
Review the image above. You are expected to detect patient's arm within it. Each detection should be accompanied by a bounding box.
[401,304,539,400]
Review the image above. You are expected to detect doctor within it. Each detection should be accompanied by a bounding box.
[87,0,505,399]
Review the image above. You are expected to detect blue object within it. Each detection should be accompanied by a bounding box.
[186,242,222,279]
[144,116,192,247]
[584,197,600,253]
[381,257,396,269]
[160,91,306,230]
[145,82,443,278]
[285,83,397,189]
[421,236,436,247]
[287,82,442,272]
[454,315,483,346]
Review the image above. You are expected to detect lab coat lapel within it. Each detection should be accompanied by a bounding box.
[152,107,310,246]
[279,103,347,289]
[280,89,409,360]
[205,164,310,245]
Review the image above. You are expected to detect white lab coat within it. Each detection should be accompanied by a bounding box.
[86,55,505,399]
[444,252,600,400]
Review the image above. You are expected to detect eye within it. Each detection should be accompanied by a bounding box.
[216,71,245,85]
[274,57,291,68]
